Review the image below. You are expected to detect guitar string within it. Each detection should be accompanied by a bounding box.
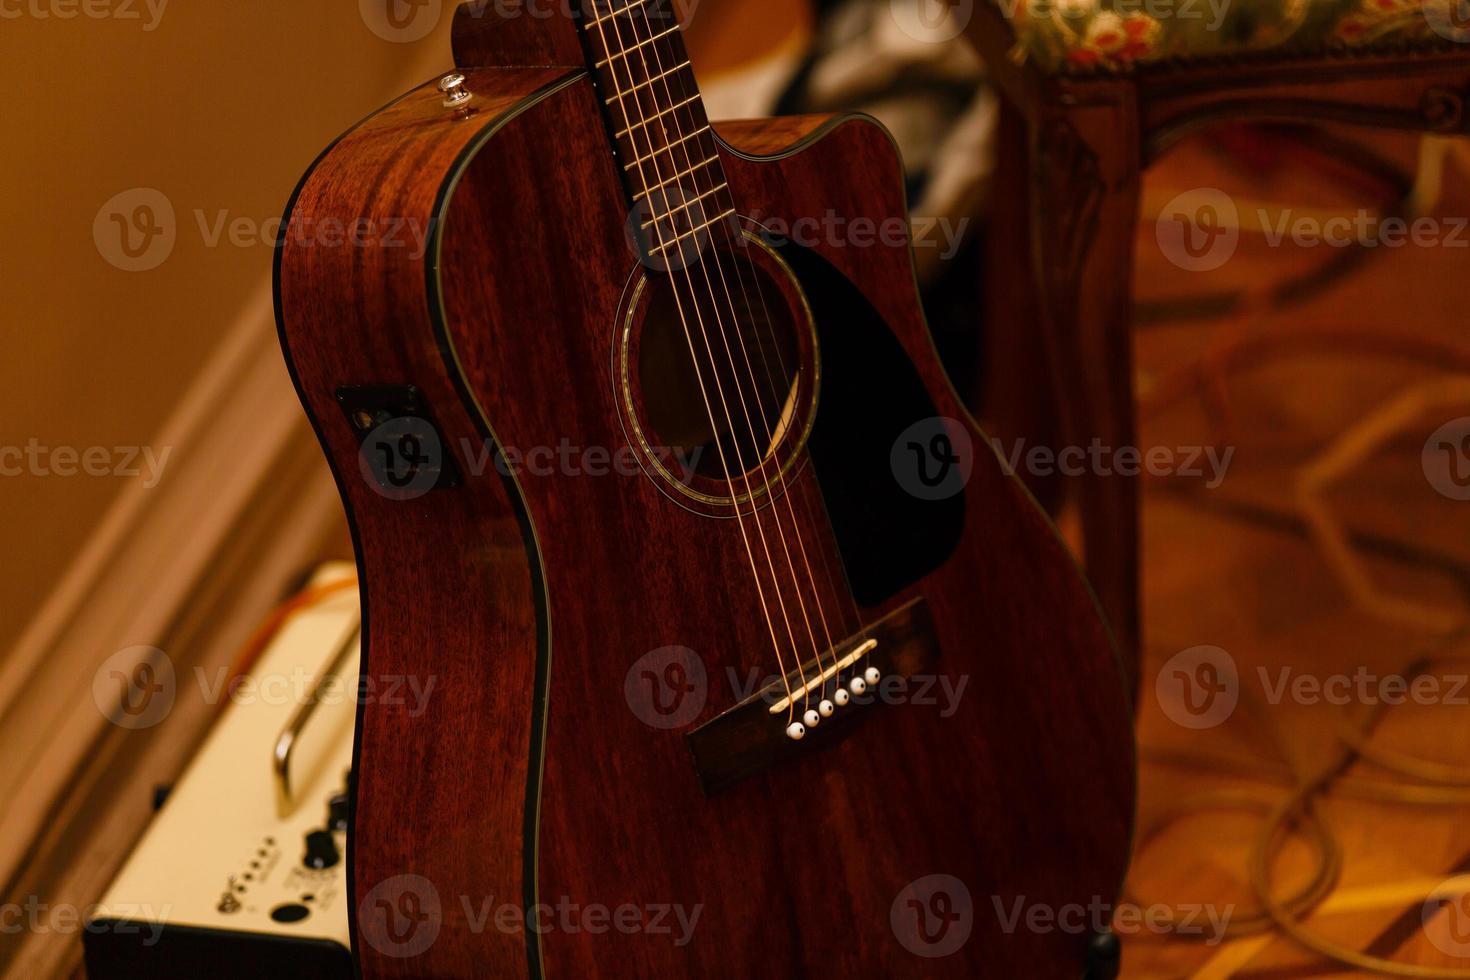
[584,0,808,720]
[592,0,823,717]
[722,228,879,681]
[603,3,848,714]
[609,7,850,707]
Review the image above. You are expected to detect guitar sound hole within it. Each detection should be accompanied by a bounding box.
[622,239,818,506]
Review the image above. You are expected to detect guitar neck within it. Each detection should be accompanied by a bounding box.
[450,1,736,258]
[578,1,735,257]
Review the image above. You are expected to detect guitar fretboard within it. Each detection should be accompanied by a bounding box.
[580,0,736,262]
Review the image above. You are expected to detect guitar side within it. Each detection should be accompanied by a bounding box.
[276,67,1136,980]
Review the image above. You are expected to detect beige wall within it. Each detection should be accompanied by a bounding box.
[0,0,806,644]
[0,3,460,642]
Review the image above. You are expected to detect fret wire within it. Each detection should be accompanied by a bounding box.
[632,155,720,202]
[585,0,649,28]
[585,0,732,246]
[613,93,701,138]
[641,181,730,232]
[602,60,691,105]
[623,124,710,171]
[593,22,681,68]
[650,207,737,256]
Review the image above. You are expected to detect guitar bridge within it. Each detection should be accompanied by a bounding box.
[684,597,938,795]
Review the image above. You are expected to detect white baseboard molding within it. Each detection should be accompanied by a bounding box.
[0,279,348,978]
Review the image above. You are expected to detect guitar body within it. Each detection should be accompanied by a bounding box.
[276,13,1133,978]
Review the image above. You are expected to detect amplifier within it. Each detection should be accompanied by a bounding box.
[84,564,359,979]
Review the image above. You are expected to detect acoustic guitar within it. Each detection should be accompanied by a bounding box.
[274,3,1135,977]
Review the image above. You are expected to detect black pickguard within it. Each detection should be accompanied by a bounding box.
[776,239,966,608]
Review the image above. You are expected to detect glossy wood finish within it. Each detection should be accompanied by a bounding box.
[276,64,1135,980]
[276,66,579,979]
[685,597,937,796]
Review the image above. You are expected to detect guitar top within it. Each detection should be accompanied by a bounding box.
[275,3,1135,977]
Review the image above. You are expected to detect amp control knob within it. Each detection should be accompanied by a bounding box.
[303,829,340,870]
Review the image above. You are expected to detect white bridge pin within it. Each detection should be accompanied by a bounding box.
[848,676,867,695]
[864,666,881,686]
[818,698,835,718]
[803,708,821,729]
[833,689,850,707]
[786,722,806,740]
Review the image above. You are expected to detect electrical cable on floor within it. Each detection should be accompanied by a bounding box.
[1126,129,1470,972]
[215,574,359,718]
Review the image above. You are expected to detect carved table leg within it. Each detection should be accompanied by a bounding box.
[982,97,1063,515]
[1028,88,1143,698]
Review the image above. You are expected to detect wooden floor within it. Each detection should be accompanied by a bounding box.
[1116,127,1470,978]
